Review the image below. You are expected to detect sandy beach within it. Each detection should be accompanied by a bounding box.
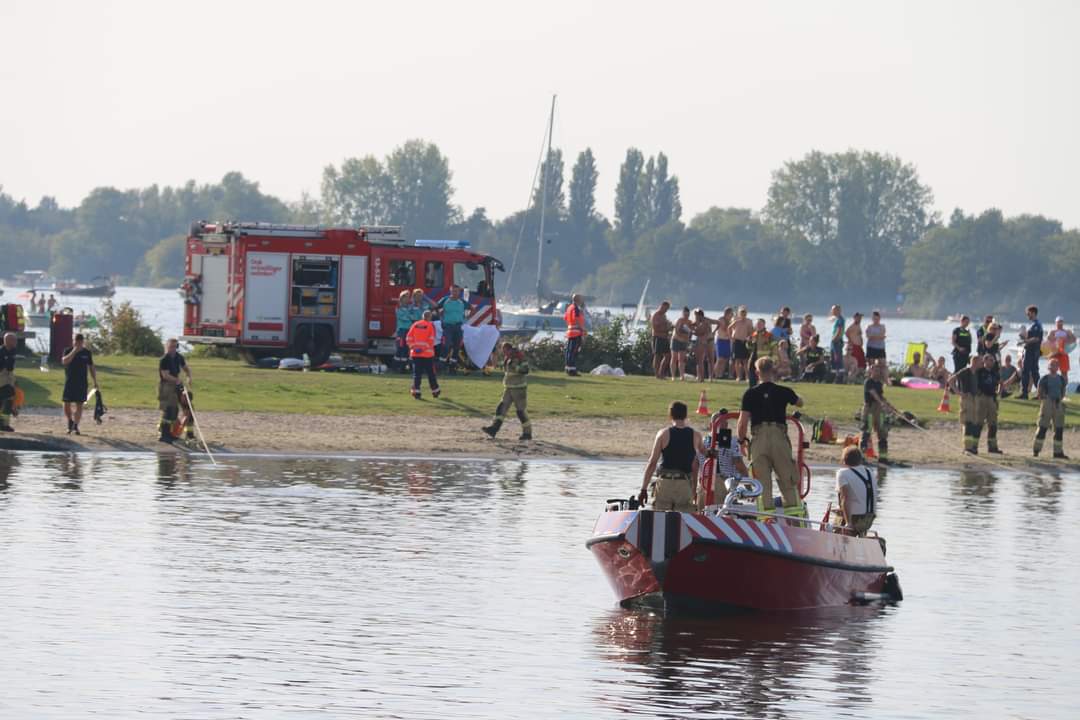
[2,406,1077,471]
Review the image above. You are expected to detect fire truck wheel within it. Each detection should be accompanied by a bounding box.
[293,323,334,367]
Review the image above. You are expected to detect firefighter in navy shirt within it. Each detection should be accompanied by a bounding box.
[1019,304,1043,399]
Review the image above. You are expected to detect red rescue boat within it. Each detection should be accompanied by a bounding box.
[586,413,902,613]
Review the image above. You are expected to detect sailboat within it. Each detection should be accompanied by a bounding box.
[499,95,571,334]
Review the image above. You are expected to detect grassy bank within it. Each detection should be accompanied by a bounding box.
[16,355,1079,427]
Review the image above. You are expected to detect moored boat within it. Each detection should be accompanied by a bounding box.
[586,414,902,613]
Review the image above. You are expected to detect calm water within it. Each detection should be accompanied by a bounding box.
[1,451,1077,718]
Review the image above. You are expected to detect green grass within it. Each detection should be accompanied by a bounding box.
[16,355,1080,427]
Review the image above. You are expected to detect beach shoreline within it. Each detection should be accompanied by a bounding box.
[2,406,1078,471]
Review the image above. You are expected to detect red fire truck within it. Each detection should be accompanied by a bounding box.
[181,222,503,365]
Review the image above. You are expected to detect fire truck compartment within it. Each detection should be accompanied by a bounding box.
[243,252,290,343]
[199,255,229,325]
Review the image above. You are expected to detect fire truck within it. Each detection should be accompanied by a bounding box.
[181,222,503,366]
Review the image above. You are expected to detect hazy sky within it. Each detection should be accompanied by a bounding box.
[3,0,1078,228]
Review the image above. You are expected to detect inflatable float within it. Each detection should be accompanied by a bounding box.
[900,376,940,390]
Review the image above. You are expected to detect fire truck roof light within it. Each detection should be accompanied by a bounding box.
[415,239,470,250]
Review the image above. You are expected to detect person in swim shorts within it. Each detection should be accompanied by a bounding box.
[650,301,672,380]
[729,306,753,382]
[713,306,734,380]
[671,307,693,381]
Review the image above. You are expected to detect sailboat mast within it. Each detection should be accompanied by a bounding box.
[536,94,556,307]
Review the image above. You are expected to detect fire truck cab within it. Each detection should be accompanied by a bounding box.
[181,221,502,366]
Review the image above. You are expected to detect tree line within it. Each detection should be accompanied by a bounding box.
[2,144,1078,317]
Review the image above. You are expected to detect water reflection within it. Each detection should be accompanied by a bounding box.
[0,450,17,490]
[44,453,83,488]
[592,607,885,717]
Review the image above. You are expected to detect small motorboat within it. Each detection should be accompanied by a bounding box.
[57,276,115,298]
[586,413,902,613]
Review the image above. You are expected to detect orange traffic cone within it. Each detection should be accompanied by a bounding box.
[696,390,710,415]
[937,387,951,413]
[864,439,877,459]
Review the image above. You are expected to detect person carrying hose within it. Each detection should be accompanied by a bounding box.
[158,338,193,443]
[1034,357,1068,459]
[861,361,895,463]
[482,342,532,441]
[736,357,806,517]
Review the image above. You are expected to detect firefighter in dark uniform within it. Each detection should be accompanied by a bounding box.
[736,357,806,515]
[0,332,17,432]
[948,355,979,454]
[158,338,194,443]
[639,401,707,512]
[973,353,1003,454]
[482,342,532,441]
[952,315,973,373]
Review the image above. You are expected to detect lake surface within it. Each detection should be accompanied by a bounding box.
[1,451,1077,718]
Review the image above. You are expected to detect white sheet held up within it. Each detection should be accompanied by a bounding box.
[462,324,500,369]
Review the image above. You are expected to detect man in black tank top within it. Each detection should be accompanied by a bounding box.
[639,401,706,511]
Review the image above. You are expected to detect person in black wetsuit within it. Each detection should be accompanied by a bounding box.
[639,401,707,511]
[61,333,99,435]
[952,315,972,372]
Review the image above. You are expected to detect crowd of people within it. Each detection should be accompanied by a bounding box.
[650,302,899,385]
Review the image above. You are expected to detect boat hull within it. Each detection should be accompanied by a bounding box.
[587,510,892,612]
[58,285,114,297]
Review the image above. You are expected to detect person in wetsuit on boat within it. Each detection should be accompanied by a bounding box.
[639,401,707,512]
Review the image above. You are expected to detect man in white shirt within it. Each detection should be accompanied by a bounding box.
[834,446,878,536]
[699,410,750,507]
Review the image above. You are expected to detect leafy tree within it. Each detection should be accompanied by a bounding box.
[568,148,598,230]
[321,156,393,226]
[765,150,936,301]
[532,148,565,219]
[321,140,461,238]
[614,148,645,244]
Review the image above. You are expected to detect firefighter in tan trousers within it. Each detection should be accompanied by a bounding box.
[1034,357,1068,459]
[482,342,532,441]
[736,357,806,516]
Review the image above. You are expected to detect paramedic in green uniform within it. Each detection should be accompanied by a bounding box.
[438,285,469,371]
